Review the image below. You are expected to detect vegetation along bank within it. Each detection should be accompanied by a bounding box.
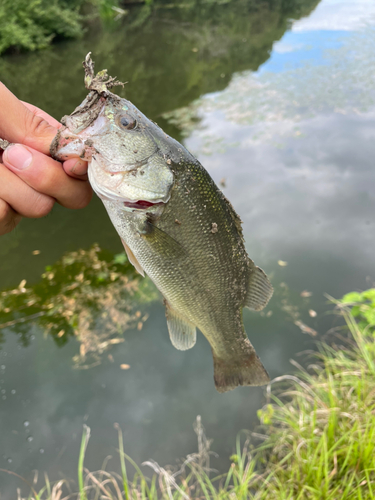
[11,287,375,499]
[0,0,321,55]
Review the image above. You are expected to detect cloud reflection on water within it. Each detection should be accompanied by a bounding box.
[293,0,375,32]
[164,8,375,297]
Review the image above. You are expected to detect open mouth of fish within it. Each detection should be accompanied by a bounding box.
[123,200,164,210]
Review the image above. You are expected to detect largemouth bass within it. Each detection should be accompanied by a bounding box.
[51,54,273,392]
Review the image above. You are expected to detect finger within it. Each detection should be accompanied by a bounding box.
[63,157,89,179]
[22,103,89,180]
[3,93,89,181]
[22,101,62,129]
[3,144,92,210]
[0,164,54,218]
[20,100,90,179]
[0,83,57,155]
[0,199,22,235]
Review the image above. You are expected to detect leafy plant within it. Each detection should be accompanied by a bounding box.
[340,288,375,337]
[0,0,84,54]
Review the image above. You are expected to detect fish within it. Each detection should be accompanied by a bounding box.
[51,54,273,392]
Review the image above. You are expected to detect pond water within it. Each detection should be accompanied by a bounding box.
[1,0,375,494]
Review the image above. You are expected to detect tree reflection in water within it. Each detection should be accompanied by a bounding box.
[0,245,157,367]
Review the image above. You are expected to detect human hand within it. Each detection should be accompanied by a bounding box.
[0,83,92,235]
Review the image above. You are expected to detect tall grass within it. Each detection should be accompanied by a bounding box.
[13,289,375,499]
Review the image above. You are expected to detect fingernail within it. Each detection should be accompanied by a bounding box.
[70,159,88,176]
[4,145,33,170]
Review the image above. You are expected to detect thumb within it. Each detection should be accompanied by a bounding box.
[0,82,58,156]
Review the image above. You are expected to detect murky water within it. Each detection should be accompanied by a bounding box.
[1,0,375,494]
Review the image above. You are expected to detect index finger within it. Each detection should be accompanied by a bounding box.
[22,101,62,129]
[21,101,89,177]
[0,82,57,155]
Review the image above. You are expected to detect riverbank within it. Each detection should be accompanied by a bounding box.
[0,0,320,55]
[14,288,375,499]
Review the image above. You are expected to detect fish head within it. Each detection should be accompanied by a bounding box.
[51,91,174,211]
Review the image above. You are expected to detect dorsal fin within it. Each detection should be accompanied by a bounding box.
[121,238,145,277]
[165,302,196,351]
[245,266,273,311]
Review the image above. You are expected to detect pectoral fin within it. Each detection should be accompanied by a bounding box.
[121,239,145,277]
[140,220,187,260]
[165,303,196,351]
[245,266,273,311]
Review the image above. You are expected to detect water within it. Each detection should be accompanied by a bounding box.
[1,0,375,494]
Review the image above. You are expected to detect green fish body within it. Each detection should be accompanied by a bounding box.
[51,55,273,392]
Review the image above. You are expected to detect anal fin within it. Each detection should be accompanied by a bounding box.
[245,266,273,311]
[165,303,196,351]
[121,238,145,277]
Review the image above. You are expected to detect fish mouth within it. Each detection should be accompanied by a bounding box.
[123,200,165,210]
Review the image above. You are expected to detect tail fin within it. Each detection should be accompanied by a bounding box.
[213,346,270,393]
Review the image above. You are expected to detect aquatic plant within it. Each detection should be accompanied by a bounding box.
[9,288,375,498]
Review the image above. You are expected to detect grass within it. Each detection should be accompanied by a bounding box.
[11,288,375,499]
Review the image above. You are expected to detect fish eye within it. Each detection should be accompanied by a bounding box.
[116,114,137,130]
